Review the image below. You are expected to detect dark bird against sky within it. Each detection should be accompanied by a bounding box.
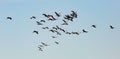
[7,17,12,20]
[33,30,39,34]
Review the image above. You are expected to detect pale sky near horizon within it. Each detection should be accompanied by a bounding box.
[0,0,120,59]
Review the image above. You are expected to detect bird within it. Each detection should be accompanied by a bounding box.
[51,36,57,38]
[66,32,71,35]
[55,12,60,17]
[60,29,66,33]
[62,20,68,25]
[38,47,43,51]
[42,14,52,18]
[41,42,49,46]
[42,27,49,29]
[110,25,114,29]
[71,10,77,18]
[72,32,80,35]
[51,15,56,20]
[40,20,45,23]
[64,15,73,21]
[52,27,58,30]
[92,25,96,28]
[30,16,36,19]
[49,29,55,33]
[48,18,53,21]
[55,41,59,44]
[56,25,60,29]
[7,17,12,20]
[42,14,48,17]
[36,21,43,25]
[33,30,39,34]
[82,29,88,33]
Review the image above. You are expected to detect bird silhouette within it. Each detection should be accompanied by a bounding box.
[41,42,49,46]
[110,25,114,29]
[56,25,60,29]
[82,29,88,33]
[42,14,52,18]
[42,27,49,29]
[40,20,45,23]
[52,27,58,30]
[36,21,43,25]
[62,20,68,25]
[60,29,66,33]
[72,32,80,35]
[51,36,57,38]
[55,12,60,17]
[38,46,43,51]
[55,41,59,44]
[64,15,73,21]
[7,17,12,20]
[66,32,71,35]
[33,30,39,34]
[51,15,56,20]
[30,16,36,19]
[49,29,56,33]
[42,14,48,17]
[92,25,96,28]
[71,10,77,18]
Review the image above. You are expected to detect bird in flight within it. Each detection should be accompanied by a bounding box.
[64,15,73,21]
[82,29,88,33]
[42,14,51,18]
[62,20,68,25]
[52,27,58,30]
[55,12,60,17]
[66,32,72,35]
[33,30,39,34]
[71,10,77,18]
[42,27,49,29]
[72,32,80,35]
[92,25,96,28]
[38,46,43,51]
[41,42,49,46]
[7,17,12,20]
[36,21,43,25]
[55,41,59,44]
[40,20,45,23]
[110,25,114,29]
[30,16,36,19]
[51,36,57,38]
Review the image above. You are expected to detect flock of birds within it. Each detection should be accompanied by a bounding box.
[6,10,115,51]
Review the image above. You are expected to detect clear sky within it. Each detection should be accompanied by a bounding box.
[0,0,120,59]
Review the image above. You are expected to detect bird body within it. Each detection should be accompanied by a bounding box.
[110,25,114,29]
[71,10,77,18]
[36,21,43,25]
[55,41,59,44]
[30,16,36,19]
[33,30,39,34]
[92,25,96,28]
[7,17,12,20]
[82,29,88,33]
[55,12,60,17]
[41,42,49,46]
[38,47,43,51]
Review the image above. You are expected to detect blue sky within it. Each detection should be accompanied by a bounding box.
[0,0,120,59]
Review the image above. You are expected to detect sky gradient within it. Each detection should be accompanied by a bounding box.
[0,0,120,59]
